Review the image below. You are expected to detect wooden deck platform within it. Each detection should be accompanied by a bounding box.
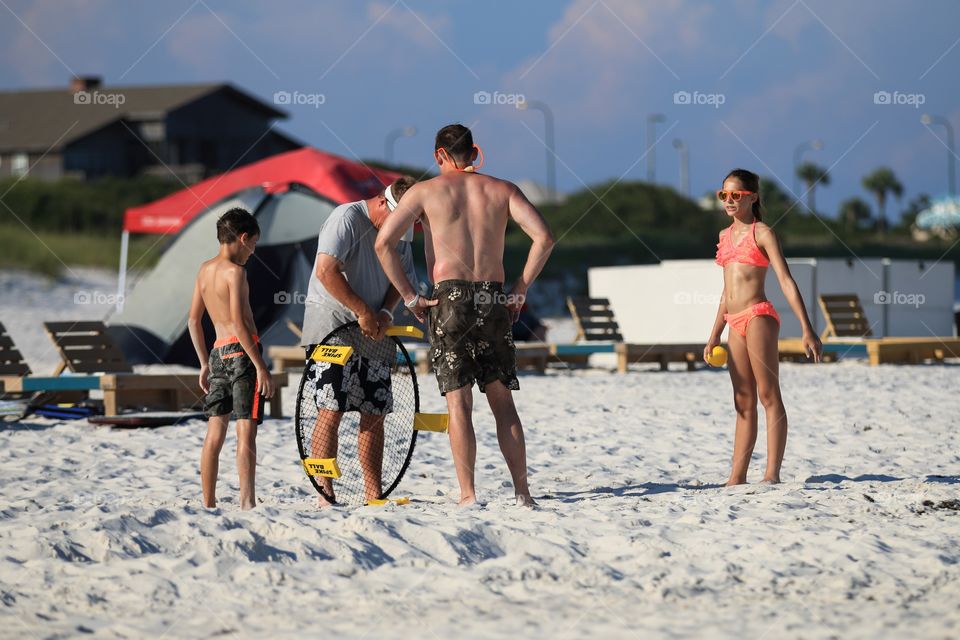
[779,337,960,365]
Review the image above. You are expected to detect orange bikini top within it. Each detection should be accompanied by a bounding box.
[715,221,769,268]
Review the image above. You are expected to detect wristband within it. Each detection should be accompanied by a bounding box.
[404,294,420,309]
[379,308,394,322]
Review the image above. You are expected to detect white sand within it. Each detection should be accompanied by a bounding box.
[2,269,959,638]
[1,362,958,639]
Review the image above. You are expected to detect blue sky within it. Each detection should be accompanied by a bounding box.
[2,0,959,219]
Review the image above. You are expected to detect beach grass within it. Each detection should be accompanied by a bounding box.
[0,224,163,277]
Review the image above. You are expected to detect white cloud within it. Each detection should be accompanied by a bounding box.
[367,1,452,51]
[499,0,722,125]
[1,1,458,88]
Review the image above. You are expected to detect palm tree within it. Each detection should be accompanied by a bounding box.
[796,162,831,214]
[758,176,791,226]
[862,167,904,234]
[897,193,931,233]
[838,197,872,233]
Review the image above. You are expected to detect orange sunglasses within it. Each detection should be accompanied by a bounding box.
[716,189,755,202]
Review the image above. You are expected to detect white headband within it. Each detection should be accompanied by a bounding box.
[383,184,399,211]
[383,183,414,243]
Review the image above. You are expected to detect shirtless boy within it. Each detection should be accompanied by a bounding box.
[375,124,555,507]
[188,208,275,510]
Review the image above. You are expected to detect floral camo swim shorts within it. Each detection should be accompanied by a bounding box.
[427,280,519,395]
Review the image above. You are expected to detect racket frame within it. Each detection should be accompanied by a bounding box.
[294,321,420,505]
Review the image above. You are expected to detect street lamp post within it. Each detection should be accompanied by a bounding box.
[673,138,689,197]
[385,126,417,164]
[646,114,666,183]
[921,113,956,196]
[792,139,823,199]
[517,100,556,201]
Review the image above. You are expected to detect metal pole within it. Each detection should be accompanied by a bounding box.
[116,230,129,313]
[946,120,956,197]
[526,100,556,201]
[646,114,666,183]
[385,126,417,164]
[673,139,689,196]
[922,114,956,196]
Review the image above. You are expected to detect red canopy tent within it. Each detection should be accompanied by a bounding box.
[123,147,399,235]
[115,147,401,312]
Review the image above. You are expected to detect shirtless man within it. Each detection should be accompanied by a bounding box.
[375,124,555,507]
[188,208,275,510]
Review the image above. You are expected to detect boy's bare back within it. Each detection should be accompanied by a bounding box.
[195,255,257,342]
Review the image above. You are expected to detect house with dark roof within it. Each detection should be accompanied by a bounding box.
[0,76,301,182]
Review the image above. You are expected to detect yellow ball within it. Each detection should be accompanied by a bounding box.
[707,345,728,367]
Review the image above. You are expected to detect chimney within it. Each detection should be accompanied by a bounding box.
[70,76,102,93]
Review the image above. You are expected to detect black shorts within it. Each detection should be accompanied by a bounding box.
[428,280,519,395]
[305,346,394,415]
[204,338,264,424]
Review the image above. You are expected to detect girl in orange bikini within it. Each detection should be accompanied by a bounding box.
[705,169,822,486]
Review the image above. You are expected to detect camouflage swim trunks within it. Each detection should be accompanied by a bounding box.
[427,280,519,395]
[204,337,264,424]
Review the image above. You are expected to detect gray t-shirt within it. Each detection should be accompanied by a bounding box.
[301,200,417,346]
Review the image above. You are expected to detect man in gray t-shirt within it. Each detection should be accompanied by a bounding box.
[302,191,417,345]
[302,177,418,506]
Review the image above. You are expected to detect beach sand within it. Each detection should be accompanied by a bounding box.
[1,363,958,639]
[1,269,958,638]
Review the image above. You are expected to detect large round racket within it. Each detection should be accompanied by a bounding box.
[295,322,446,506]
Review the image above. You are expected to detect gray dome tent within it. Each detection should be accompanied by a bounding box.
[109,184,335,366]
[109,147,402,366]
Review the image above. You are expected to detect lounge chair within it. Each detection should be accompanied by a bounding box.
[0,322,30,379]
[44,321,288,416]
[777,293,869,362]
[0,321,101,420]
[818,294,874,339]
[778,294,960,365]
[564,297,702,372]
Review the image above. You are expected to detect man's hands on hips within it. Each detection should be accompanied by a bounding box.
[506,283,528,323]
[408,296,438,324]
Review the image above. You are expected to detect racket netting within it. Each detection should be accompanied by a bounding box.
[295,322,418,505]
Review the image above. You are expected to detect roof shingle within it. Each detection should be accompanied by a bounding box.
[0,83,285,152]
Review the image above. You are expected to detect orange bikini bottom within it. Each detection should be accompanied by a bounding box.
[724,302,779,337]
